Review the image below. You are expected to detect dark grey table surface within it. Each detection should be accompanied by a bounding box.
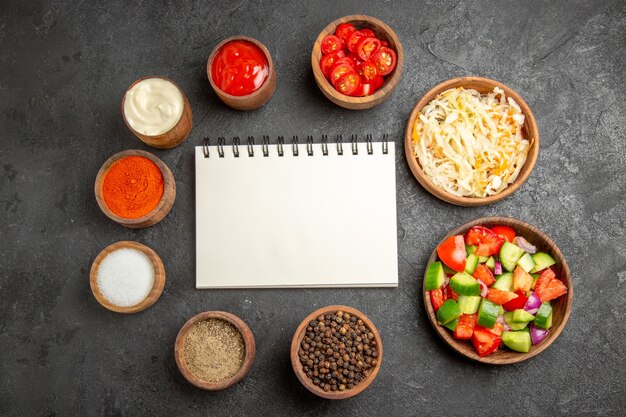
[1,0,625,416]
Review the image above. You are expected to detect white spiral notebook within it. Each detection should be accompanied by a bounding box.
[195,136,398,288]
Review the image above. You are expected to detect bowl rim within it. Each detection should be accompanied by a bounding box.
[423,216,573,364]
[311,14,404,105]
[89,240,166,314]
[94,149,175,227]
[206,35,275,101]
[290,304,383,399]
[121,75,187,138]
[404,76,540,206]
[174,311,256,390]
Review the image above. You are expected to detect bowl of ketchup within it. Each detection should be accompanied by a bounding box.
[207,36,276,111]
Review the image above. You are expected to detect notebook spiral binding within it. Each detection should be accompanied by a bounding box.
[202,134,389,158]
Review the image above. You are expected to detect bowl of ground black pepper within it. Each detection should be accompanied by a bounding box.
[174,311,256,390]
[290,305,383,399]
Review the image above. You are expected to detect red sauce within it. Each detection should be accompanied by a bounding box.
[211,40,269,96]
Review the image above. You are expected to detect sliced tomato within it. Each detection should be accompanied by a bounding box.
[346,30,367,53]
[472,326,501,357]
[335,23,356,43]
[465,226,505,256]
[333,57,356,69]
[357,60,378,83]
[371,46,396,76]
[319,51,345,78]
[472,264,495,286]
[330,63,355,86]
[354,83,376,96]
[346,52,361,66]
[380,39,389,47]
[491,225,516,243]
[360,28,376,37]
[513,266,534,292]
[430,289,444,312]
[356,36,381,61]
[335,72,361,96]
[486,288,518,305]
[502,290,528,311]
[534,267,568,302]
[443,284,458,302]
[321,34,343,55]
[437,235,466,272]
[371,74,384,89]
[454,314,477,340]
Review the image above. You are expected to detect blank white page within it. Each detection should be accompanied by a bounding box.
[195,141,398,288]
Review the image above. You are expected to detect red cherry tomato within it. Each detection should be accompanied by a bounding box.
[330,64,355,86]
[465,226,506,256]
[357,60,378,83]
[360,28,376,37]
[356,37,382,61]
[354,83,375,96]
[346,52,362,66]
[346,30,367,53]
[319,51,345,78]
[321,34,343,55]
[491,225,516,243]
[335,23,356,43]
[335,72,362,96]
[332,57,356,69]
[372,46,397,76]
[380,40,389,47]
[371,74,384,89]
[437,235,466,272]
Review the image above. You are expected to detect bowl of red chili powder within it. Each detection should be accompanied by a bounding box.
[95,149,176,228]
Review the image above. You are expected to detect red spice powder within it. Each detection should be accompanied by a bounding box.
[102,156,164,219]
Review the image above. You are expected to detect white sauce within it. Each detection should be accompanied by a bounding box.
[123,78,184,136]
[97,248,155,307]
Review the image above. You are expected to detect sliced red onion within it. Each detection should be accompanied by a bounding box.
[524,292,542,312]
[514,236,537,254]
[526,308,539,315]
[478,279,488,297]
[443,276,450,288]
[494,261,503,275]
[530,323,549,345]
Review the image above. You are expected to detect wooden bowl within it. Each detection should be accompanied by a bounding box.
[94,149,176,229]
[174,311,256,390]
[311,15,404,110]
[206,36,277,111]
[89,240,166,314]
[290,305,383,399]
[404,76,539,206]
[423,216,573,365]
[122,76,193,149]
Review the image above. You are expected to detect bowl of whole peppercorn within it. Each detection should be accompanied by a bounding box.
[290,305,382,399]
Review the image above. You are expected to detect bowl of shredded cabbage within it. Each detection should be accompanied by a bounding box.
[404,77,539,206]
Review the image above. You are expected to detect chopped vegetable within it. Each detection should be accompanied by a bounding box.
[472,326,501,356]
[454,313,478,340]
[503,290,528,311]
[465,226,505,256]
[436,299,462,325]
[530,323,549,345]
[514,236,537,254]
[437,235,467,272]
[473,264,496,286]
[534,267,568,302]
[513,266,534,292]
[486,288,518,305]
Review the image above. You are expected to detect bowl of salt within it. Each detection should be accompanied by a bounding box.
[90,241,165,314]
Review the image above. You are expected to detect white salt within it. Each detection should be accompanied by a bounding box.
[97,248,155,307]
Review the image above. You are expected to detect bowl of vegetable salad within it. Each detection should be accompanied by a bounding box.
[423,216,572,364]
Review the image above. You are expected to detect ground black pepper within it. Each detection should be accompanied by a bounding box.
[298,310,378,392]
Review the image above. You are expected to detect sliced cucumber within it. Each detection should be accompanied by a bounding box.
[512,309,535,323]
[530,252,556,273]
[465,254,479,274]
[492,272,513,292]
[443,317,458,331]
[478,255,490,263]
[477,299,500,329]
[517,253,536,273]
[531,273,539,290]
[466,245,477,255]
[499,241,525,272]
[443,264,457,276]
[485,256,496,270]
[502,329,531,353]
[425,261,445,291]
[534,302,553,329]
[457,295,481,314]
[436,299,462,325]
[503,311,529,331]
[450,272,480,296]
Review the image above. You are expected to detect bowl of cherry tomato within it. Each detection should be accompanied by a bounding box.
[423,216,573,365]
[312,15,404,110]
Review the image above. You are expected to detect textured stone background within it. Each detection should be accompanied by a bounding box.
[1,0,625,416]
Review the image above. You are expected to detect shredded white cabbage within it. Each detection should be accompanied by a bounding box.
[412,87,532,198]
